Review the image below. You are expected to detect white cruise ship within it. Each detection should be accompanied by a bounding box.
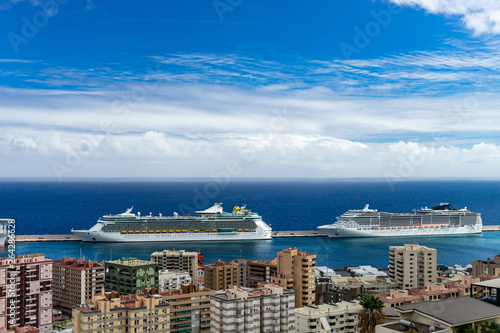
[72,203,272,242]
[318,203,482,238]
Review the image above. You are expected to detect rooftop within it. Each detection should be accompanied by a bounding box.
[396,297,500,326]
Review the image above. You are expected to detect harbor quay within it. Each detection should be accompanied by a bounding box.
[13,225,500,242]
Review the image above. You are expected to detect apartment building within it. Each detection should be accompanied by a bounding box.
[248,259,277,288]
[271,248,316,308]
[0,254,53,332]
[158,269,192,291]
[389,244,437,289]
[53,257,104,316]
[73,284,214,333]
[210,284,295,332]
[295,301,362,333]
[72,292,171,333]
[104,258,158,294]
[204,260,239,290]
[161,284,213,333]
[472,255,500,277]
[151,249,199,283]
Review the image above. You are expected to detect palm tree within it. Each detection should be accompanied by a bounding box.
[358,295,386,333]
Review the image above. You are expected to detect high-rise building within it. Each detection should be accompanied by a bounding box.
[248,259,277,288]
[151,249,199,283]
[104,258,158,294]
[204,260,239,290]
[0,254,53,332]
[271,248,316,308]
[210,284,296,332]
[389,244,437,289]
[295,301,362,333]
[52,257,104,316]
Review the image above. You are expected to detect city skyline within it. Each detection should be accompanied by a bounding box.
[1,0,499,179]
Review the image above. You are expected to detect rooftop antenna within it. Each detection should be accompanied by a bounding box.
[80,248,83,260]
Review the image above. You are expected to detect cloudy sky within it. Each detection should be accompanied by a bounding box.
[1,0,499,179]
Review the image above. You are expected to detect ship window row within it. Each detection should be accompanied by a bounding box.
[102,220,257,232]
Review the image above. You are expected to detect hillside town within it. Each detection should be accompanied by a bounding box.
[2,244,500,332]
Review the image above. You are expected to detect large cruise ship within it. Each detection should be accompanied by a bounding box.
[318,203,482,238]
[72,203,272,242]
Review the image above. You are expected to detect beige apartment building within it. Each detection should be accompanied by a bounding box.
[72,292,171,333]
[210,284,295,332]
[204,260,239,290]
[389,244,437,289]
[151,249,199,283]
[472,255,500,277]
[53,257,104,316]
[295,301,362,333]
[272,248,316,308]
[73,284,213,333]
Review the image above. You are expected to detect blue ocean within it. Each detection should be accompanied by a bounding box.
[1,179,499,267]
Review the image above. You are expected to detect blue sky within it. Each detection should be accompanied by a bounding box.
[1,0,500,179]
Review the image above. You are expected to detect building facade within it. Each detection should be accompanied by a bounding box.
[295,301,362,333]
[472,255,500,277]
[158,269,192,291]
[72,292,171,333]
[204,260,239,291]
[210,284,295,332]
[53,257,104,316]
[161,284,213,333]
[0,254,53,332]
[150,249,199,283]
[389,244,437,289]
[104,258,158,294]
[248,259,277,288]
[271,248,316,308]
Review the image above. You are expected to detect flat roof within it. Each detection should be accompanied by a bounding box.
[396,297,500,326]
[472,278,500,288]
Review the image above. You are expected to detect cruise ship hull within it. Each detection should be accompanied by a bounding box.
[72,229,272,242]
[318,224,482,238]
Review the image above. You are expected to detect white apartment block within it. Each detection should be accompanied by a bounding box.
[210,284,296,333]
[158,269,192,291]
[295,301,362,333]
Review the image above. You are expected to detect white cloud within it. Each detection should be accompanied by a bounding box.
[387,0,500,35]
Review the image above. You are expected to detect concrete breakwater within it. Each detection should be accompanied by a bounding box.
[13,226,500,242]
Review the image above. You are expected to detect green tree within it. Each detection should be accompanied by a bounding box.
[480,322,500,333]
[358,295,386,333]
[459,324,478,333]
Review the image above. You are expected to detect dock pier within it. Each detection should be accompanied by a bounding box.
[12,225,500,242]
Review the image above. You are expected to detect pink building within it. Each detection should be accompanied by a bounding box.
[0,254,53,332]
